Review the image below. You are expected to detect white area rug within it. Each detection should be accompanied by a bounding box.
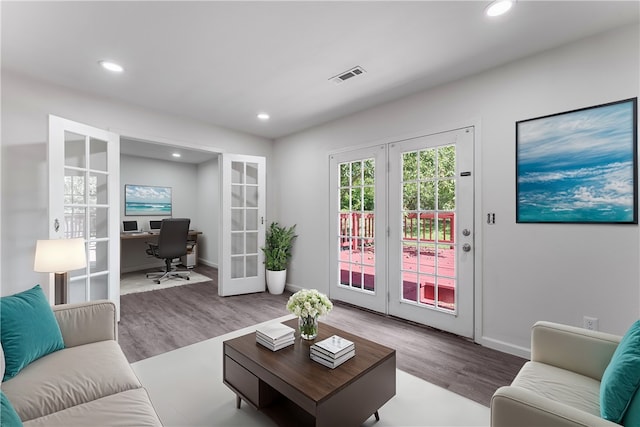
[132,315,489,426]
[120,270,212,295]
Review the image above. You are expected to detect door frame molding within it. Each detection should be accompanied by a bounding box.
[327,118,483,342]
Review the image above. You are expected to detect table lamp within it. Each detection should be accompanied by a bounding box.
[34,238,87,305]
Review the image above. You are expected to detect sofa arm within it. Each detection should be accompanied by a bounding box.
[491,386,617,427]
[531,321,620,381]
[52,300,117,348]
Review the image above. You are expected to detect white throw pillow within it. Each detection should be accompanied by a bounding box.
[0,342,5,387]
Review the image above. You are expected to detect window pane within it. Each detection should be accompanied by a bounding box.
[438,180,455,210]
[420,182,435,210]
[246,186,258,208]
[231,209,244,231]
[246,209,258,231]
[246,163,258,185]
[402,151,417,181]
[246,255,258,277]
[351,187,362,212]
[420,275,436,307]
[402,272,418,302]
[403,183,417,210]
[90,274,108,300]
[418,243,435,275]
[438,145,456,178]
[351,161,361,186]
[340,163,350,187]
[246,232,258,254]
[363,159,375,185]
[65,132,85,168]
[419,149,436,179]
[231,161,244,184]
[231,256,244,279]
[89,138,108,172]
[340,188,350,210]
[231,185,244,208]
[232,233,244,255]
[89,207,108,239]
[437,277,456,311]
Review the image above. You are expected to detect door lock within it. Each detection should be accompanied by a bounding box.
[462,229,471,236]
[462,243,472,252]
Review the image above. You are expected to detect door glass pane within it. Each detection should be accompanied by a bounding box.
[419,182,435,210]
[232,185,244,207]
[246,186,258,208]
[231,256,244,279]
[420,275,436,307]
[438,180,455,210]
[231,233,244,255]
[437,277,456,311]
[231,161,244,184]
[246,163,258,185]
[246,209,258,231]
[438,145,456,178]
[90,207,108,239]
[246,232,258,254]
[246,255,258,277]
[419,149,436,179]
[64,207,85,239]
[403,183,417,210]
[402,151,417,180]
[89,138,108,172]
[232,209,244,231]
[90,274,109,300]
[402,272,418,302]
[68,277,87,302]
[64,132,85,168]
[90,241,108,273]
[90,173,108,205]
[65,170,85,204]
[337,158,375,294]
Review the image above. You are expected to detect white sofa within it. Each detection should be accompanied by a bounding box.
[1,300,162,426]
[491,321,623,427]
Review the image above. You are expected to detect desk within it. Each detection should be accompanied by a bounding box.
[120,230,203,273]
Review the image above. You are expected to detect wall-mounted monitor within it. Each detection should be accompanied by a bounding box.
[125,184,172,216]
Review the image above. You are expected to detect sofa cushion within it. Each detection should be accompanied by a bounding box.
[22,388,161,427]
[0,285,64,381]
[511,361,601,417]
[1,340,142,422]
[1,390,23,427]
[600,320,640,422]
[623,387,640,426]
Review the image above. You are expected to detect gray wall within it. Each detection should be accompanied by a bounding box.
[1,71,272,297]
[196,156,220,268]
[273,24,640,357]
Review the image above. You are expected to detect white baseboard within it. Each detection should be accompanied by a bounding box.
[198,258,218,269]
[285,283,303,293]
[477,336,530,359]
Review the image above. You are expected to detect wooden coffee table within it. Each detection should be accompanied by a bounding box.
[223,318,396,427]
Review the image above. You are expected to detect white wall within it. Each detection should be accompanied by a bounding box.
[1,71,273,297]
[196,156,220,267]
[274,24,640,356]
[120,154,200,272]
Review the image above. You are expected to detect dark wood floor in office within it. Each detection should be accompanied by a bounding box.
[118,264,526,406]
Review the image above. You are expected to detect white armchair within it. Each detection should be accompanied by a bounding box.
[491,321,621,427]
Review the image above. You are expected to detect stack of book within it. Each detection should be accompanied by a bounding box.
[255,323,295,351]
[310,335,355,369]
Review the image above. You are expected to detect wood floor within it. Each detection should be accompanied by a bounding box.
[119,264,526,406]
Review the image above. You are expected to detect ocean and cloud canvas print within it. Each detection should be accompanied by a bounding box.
[516,98,637,223]
[125,184,172,216]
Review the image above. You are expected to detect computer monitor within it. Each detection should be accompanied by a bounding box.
[149,220,162,231]
[122,220,139,233]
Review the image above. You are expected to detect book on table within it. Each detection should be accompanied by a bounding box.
[310,348,356,369]
[256,335,294,351]
[255,323,296,342]
[311,335,355,359]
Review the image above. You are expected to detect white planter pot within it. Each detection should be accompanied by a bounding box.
[266,269,287,295]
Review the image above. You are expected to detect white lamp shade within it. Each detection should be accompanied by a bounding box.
[34,238,87,273]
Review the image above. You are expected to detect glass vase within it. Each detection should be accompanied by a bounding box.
[299,315,318,340]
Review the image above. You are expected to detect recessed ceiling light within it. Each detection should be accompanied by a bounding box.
[485,0,513,17]
[98,60,124,73]
[257,113,270,121]
[172,153,181,158]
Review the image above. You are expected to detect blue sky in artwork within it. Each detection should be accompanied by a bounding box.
[517,101,635,222]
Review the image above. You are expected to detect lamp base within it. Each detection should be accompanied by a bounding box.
[54,272,68,305]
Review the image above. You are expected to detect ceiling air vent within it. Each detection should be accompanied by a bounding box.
[330,66,366,85]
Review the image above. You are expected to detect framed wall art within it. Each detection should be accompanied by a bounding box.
[516,98,637,224]
[125,184,172,216]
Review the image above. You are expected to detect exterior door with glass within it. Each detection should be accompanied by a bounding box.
[329,145,387,313]
[219,154,266,296]
[48,115,120,312]
[388,127,474,338]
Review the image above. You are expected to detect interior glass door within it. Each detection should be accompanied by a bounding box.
[48,115,120,311]
[219,154,266,296]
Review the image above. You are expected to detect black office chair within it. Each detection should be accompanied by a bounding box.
[145,218,191,284]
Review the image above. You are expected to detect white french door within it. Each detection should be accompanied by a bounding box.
[329,145,387,313]
[219,154,266,296]
[329,127,475,338]
[48,115,120,312]
[388,128,474,337]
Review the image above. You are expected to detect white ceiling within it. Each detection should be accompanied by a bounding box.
[2,1,639,141]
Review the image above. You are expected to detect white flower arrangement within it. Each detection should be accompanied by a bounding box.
[286,289,333,319]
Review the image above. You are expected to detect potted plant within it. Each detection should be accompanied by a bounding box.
[262,222,297,294]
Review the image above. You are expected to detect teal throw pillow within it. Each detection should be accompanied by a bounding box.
[623,387,640,427]
[601,320,640,422]
[0,390,23,426]
[0,285,64,381]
